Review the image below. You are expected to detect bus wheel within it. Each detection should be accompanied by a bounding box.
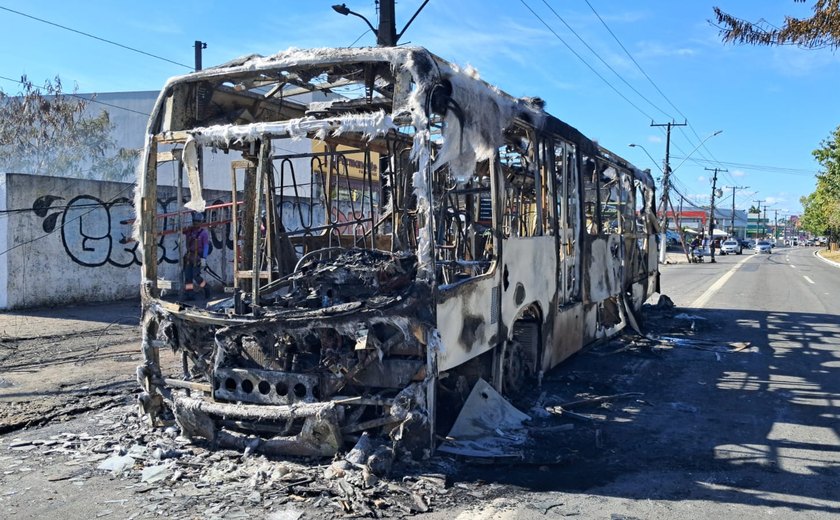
[502,340,527,396]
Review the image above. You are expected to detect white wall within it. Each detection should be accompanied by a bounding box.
[0,173,235,310]
[0,174,8,309]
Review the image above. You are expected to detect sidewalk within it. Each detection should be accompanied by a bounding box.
[663,249,692,264]
[816,249,840,269]
[0,298,140,340]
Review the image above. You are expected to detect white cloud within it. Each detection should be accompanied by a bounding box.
[765,196,786,205]
[635,41,698,59]
[732,170,746,177]
[647,135,663,144]
[770,46,840,77]
[697,176,707,183]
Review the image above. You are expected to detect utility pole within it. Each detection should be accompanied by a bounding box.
[773,209,780,241]
[651,120,687,263]
[194,40,207,187]
[753,199,764,240]
[762,206,768,238]
[706,167,727,263]
[725,186,748,239]
[194,40,207,71]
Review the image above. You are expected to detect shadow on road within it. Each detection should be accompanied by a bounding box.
[450,305,840,514]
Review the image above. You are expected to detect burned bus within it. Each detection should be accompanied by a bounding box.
[135,46,659,457]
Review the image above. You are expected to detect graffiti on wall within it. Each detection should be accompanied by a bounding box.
[32,195,237,268]
[32,194,375,269]
[34,194,140,268]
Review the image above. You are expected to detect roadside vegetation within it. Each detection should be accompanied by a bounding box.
[0,75,139,180]
[713,2,840,248]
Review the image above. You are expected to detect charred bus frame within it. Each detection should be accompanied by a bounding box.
[135,47,659,457]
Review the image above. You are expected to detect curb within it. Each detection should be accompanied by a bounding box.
[814,250,840,269]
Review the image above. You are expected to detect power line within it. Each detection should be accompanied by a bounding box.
[0,200,131,216]
[582,0,733,186]
[0,5,193,70]
[669,156,818,176]
[0,74,151,117]
[583,0,683,125]
[348,29,371,47]
[519,0,654,121]
[539,0,673,120]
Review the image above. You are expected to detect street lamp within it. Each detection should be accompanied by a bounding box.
[332,1,430,47]
[628,143,664,174]
[332,4,378,36]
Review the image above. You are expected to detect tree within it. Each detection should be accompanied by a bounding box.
[800,125,840,243]
[0,75,139,180]
[713,1,840,49]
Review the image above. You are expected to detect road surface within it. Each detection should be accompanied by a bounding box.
[0,247,838,519]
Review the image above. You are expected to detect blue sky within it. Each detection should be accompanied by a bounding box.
[2,0,838,215]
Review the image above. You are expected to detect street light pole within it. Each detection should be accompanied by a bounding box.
[628,143,663,173]
[752,199,764,240]
[725,185,748,239]
[650,121,686,264]
[332,1,429,46]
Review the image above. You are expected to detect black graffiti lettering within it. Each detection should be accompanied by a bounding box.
[33,193,238,268]
[61,195,115,268]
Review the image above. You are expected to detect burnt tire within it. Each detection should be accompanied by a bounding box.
[502,340,527,396]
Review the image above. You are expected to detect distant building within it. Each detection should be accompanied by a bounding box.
[664,208,748,239]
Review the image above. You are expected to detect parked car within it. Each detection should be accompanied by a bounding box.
[720,239,742,255]
[754,240,772,254]
[741,239,755,249]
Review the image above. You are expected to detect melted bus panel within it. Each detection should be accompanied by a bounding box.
[135,47,658,457]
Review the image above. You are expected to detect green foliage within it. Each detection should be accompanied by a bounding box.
[713,1,840,50]
[0,75,139,180]
[801,125,840,240]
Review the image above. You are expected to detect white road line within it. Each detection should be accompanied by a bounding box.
[690,254,753,309]
[804,275,815,285]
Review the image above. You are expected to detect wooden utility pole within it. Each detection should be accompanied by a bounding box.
[706,167,727,263]
[194,40,206,71]
[651,120,687,263]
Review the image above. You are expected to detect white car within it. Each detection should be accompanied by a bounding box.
[720,239,742,255]
[754,240,772,254]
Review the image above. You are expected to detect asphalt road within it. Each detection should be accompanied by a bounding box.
[440,246,840,519]
[1,248,838,519]
[662,246,840,314]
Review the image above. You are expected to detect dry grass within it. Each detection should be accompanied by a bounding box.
[818,249,840,263]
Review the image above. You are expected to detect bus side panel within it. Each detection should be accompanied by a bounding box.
[629,281,647,313]
[648,239,659,275]
[582,302,599,345]
[584,235,622,303]
[544,302,584,369]
[499,237,557,330]
[436,274,500,372]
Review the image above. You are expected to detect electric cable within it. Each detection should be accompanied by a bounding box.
[0,5,193,70]
[519,0,654,121]
[0,74,151,117]
[540,0,673,121]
